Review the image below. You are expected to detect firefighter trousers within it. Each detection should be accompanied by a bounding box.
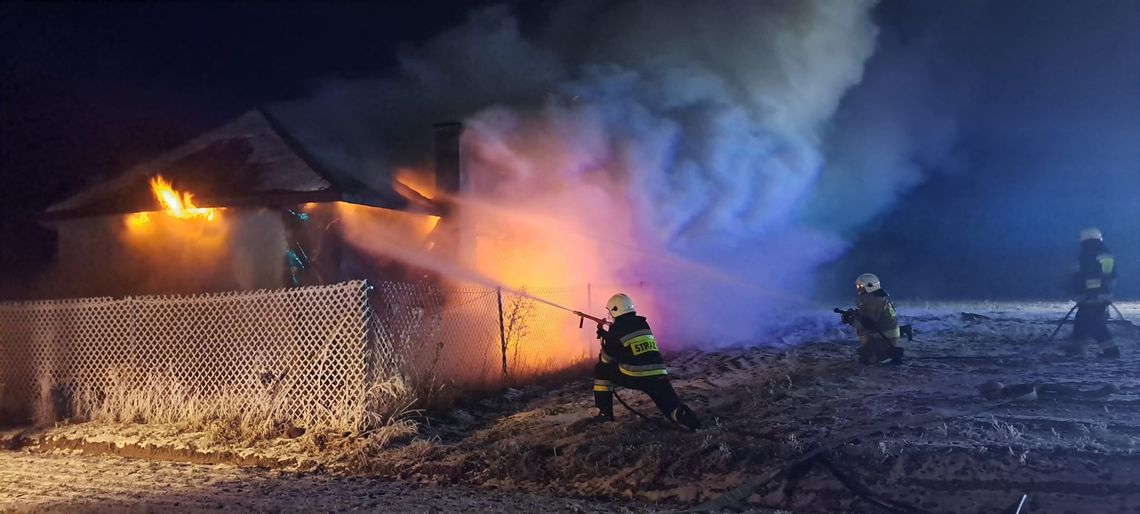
[592,362,681,418]
[1073,300,1112,344]
[858,337,902,365]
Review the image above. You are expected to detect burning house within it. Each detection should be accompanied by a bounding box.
[0,109,597,428]
[41,109,462,298]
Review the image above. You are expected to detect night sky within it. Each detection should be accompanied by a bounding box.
[2,1,1138,300]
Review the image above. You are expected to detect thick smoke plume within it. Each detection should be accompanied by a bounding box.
[276,0,941,347]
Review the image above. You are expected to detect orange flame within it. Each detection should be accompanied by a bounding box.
[393,168,437,201]
[127,212,151,228]
[148,175,217,221]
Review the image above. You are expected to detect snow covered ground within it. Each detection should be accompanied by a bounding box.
[2,301,1138,513]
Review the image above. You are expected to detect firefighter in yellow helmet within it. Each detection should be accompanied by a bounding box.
[1067,228,1119,358]
[839,273,904,365]
[586,293,700,430]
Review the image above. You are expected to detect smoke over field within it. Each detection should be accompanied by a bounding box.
[271,0,1139,346]
[274,1,927,347]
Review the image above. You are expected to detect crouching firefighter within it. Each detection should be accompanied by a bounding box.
[838,273,904,365]
[587,293,700,431]
[1067,227,1119,358]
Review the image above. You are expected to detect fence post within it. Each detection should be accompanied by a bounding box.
[496,287,508,386]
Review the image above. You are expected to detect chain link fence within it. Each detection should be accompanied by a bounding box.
[0,280,604,428]
[0,281,397,431]
[369,283,595,403]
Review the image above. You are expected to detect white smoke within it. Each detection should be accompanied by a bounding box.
[274,0,932,347]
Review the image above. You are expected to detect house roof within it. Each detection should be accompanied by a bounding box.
[44,109,438,220]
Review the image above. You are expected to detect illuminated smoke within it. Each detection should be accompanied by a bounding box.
[273,1,941,347]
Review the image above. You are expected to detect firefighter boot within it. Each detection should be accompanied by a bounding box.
[589,410,615,423]
[590,390,615,422]
[671,405,701,431]
[1100,345,1121,359]
[888,346,905,365]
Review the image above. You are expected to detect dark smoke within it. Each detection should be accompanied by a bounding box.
[274,0,1138,346]
[818,0,1139,301]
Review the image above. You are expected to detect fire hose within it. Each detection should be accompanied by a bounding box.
[611,389,686,431]
[682,387,1039,513]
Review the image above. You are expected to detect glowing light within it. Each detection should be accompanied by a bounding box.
[393,168,437,201]
[334,199,602,377]
[127,212,150,229]
[334,202,439,243]
[148,175,217,221]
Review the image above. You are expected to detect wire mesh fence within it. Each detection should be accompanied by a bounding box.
[368,283,596,402]
[0,279,605,428]
[0,281,391,431]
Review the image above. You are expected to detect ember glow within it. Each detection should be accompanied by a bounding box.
[334,193,596,377]
[334,202,441,251]
[148,175,217,221]
[393,168,436,201]
[127,212,150,229]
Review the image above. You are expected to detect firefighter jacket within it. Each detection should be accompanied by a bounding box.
[1074,240,1115,300]
[598,313,668,378]
[854,289,900,344]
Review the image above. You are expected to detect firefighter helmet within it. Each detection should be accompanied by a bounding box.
[1080,227,1103,242]
[605,293,635,319]
[855,273,881,293]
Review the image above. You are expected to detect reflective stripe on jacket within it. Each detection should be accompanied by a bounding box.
[601,313,668,378]
[1075,241,1116,299]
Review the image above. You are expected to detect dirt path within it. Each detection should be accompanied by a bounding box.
[0,451,653,513]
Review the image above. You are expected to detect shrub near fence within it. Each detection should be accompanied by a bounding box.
[0,280,597,431]
[370,283,594,403]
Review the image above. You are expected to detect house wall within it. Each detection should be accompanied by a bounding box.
[52,209,287,297]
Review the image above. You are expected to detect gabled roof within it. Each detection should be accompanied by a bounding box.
[44,109,436,220]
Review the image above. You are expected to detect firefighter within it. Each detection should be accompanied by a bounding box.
[839,273,904,365]
[1067,228,1119,358]
[587,293,700,430]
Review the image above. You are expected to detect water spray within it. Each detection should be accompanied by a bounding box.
[493,283,611,328]
[446,195,811,306]
[337,211,610,325]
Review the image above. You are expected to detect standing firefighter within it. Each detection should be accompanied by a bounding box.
[839,273,904,365]
[1067,228,1119,358]
[586,293,700,430]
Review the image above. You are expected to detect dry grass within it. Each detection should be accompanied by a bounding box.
[25,312,423,449]
[335,417,424,471]
[32,366,420,451]
[34,373,57,427]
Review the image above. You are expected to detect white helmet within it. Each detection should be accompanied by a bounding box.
[855,273,881,293]
[1080,227,1103,242]
[606,293,635,319]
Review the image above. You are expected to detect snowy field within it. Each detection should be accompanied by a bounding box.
[2,301,1138,513]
